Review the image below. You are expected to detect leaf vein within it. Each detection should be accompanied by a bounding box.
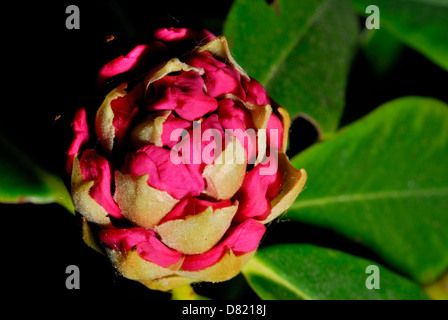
[262,0,332,88]
[243,257,312,300]
[291,188,448,209]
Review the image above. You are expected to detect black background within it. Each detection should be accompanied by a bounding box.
[1,0,447,305]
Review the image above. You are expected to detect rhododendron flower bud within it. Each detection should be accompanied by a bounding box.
[67,27,307,291]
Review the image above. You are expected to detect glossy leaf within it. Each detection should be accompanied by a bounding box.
[289,97,448,284]
[0,133,74,213]
[224,0,358,138]
[243,244,429,300]
[352,0,448,71]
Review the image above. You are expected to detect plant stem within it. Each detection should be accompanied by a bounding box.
[171,284,211,300]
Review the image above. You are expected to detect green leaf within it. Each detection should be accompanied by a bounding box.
[289,97,448,284]
[243,244,429,300]
[352,0,448,71]
[224,0,358,138]
[0,133,74,213]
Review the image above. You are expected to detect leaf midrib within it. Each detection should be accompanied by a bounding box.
[291,187,448,209]
[261,0,332,88]
[243,256,312,300]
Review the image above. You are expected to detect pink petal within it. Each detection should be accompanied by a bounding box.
[121,144,205,199]
[154,27,188,41]
[154,27,215,43]
[99,228,182,268]
[99,44,147,78]
[97,41,167,87]
[161,198,232,223]
[218,98,257,162]
[218,99,254,129]
[66,108,89,174]
[79,149,122,218]
[181,219,266,271]
[187,51,245,99]
[111,83,144,149]
[198,29,217,42]
[243,77,270,106]
[148,70,218,121]
[172,114,225,165]
[233,162,283,222]
[160,113,192,149]
[266,113,284,152]
[241,78,284,152]
[198,114,225,164]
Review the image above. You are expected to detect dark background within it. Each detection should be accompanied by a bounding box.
[2,0,447,303]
